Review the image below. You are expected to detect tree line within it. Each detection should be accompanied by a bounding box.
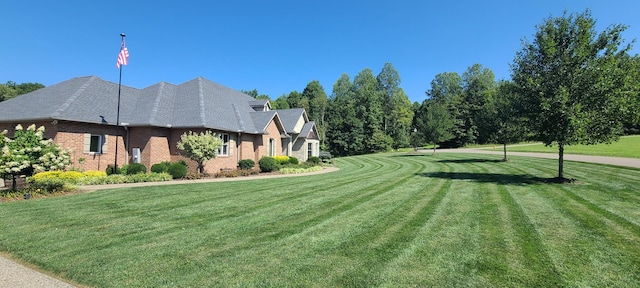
[249,10,640,181]
[0,81,44,102]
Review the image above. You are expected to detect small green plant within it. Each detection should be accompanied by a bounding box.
[150,163,169,174]
[273,155,290,165]
[238,159,255,170]
[288,157,299,165]
[307,156,321,165]
[125,163,147,175]
[106,165,121,176]
[259,156,279,173]
[168,162,187,179]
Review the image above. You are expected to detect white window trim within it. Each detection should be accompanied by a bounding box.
[218,133,230,156]
[84,133,107,154]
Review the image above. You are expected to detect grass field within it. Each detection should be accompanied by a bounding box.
[1,153,639,287]
[487,135,640,158]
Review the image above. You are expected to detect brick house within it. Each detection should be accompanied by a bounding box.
[0,76,320,173]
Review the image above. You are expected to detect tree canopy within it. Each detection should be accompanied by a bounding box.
[511,9,637,180]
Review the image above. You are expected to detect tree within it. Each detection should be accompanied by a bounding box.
[353,68,386,153]
[483,81,529,161]
[176,130,223,175]
[0,125,71,190]
[414,101,454,154]
[512,10,636,181]
[326,73,364,156]
[302,80,328,147]
[272,95,290,109]
[377,63,414,149]
[461,64,497,144]
[426,72,468,147]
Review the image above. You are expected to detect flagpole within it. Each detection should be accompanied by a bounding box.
[114,33,125,174]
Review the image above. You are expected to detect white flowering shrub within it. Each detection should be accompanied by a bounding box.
[177,130,222,174]
[0,125,71,189]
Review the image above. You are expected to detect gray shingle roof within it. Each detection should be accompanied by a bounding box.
[276,108,307,134]
[0,76,284,134]
[299,121,318,139]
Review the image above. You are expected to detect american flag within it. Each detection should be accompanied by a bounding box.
[116,39,129,68]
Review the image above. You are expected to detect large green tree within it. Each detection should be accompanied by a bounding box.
[353,68,388,153]
[482,81,529,161]
[302,80,328,147]
[326,74,364,156]
[377,63,414,149]
[414,100,455,155]
[461,64,496,144]
[512,10,636,181]
[426,72,468,147]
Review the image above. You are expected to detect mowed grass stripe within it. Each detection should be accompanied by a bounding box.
[333,157,453,287]
[497,155,640,286]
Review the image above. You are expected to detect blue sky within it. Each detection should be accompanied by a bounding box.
[2,1,639,103]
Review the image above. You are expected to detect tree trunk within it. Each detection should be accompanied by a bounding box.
[433,143,437,155]
[503,143,508,161]
[558,143,564,179]
[12,174,17,191]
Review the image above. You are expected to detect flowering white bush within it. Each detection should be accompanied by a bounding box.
[0,125,71,185]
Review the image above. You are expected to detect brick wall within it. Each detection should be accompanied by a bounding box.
[1,120,284,174]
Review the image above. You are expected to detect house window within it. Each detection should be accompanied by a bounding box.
[84,134,106,154]
[268,138,275,157]
[308,143,313,158]
[218,133,229,156]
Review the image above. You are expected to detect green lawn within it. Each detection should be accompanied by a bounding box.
[486,135,640,158]
[1,153,639,287]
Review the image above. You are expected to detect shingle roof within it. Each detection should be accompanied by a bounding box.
[299,121,318,139]
[276,108,307,134]
[0,76,282,134]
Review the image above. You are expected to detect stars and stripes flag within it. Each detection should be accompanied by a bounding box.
[116,38,129,68]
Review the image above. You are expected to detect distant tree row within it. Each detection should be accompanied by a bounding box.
[0,81,45,102]
[247,10,640,182]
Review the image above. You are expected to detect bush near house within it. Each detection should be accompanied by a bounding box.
[259,156,279,173]
[273,155,290,166]
[288,157,299,165]
[151,163,169,174]
[319,151,332,163]
[307,156,321,165]
[237,159,255,170]
[125,163,147,175]
[168,162,188,179]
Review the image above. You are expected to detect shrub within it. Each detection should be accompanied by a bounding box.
[273,155,290,165]
[150,163,169,174]
[259,156,279,173]
[168,162,187,179]
[319,151,332,162]
[126,163,147,175]
[106,165,121,175]
[307,156,321,165]
[288,157,299,165]
[237,159,255,170]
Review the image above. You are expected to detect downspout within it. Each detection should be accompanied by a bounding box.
[237,132,242,163]
[124,126,130,165]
